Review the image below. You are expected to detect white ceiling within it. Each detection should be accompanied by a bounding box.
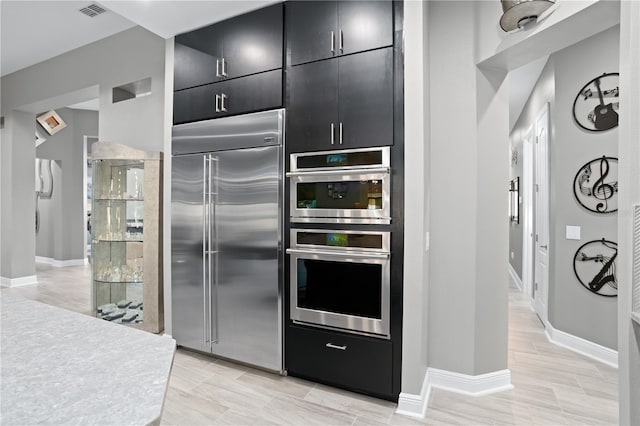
[0,0,278,77]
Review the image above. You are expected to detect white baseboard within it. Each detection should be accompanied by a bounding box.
[1,275,38,288]
[428,367,513,396]
[396,369,431,418]
[508,263,523,291]
[395,367,513,418]
[544,322,618,368]
[35,256,88,267]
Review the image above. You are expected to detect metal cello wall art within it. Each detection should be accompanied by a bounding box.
[573,156,618,214]
[573,238,618,297]
[572,72,619,132]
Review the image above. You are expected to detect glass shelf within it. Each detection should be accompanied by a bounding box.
[94,197,145,202]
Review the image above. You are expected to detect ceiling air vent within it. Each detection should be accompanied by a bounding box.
[79,3,107,18]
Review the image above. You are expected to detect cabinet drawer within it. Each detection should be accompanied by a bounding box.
[286,325,393,398]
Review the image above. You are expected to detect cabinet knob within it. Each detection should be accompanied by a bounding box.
[221,93,228,112]
[339,29,344,51]
[339,122,343,145]
[330,31,335,53]
[215,94,221,112]
[331,123,335,145]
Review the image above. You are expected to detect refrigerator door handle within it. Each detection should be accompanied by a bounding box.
[210,155,219,344]
[202,155,210,347]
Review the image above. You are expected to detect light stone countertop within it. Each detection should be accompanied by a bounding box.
[0,292,176,425]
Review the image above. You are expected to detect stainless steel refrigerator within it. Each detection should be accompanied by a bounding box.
[171,109,284,372]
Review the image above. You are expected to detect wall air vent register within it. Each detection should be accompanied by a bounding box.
[632,205,640,324]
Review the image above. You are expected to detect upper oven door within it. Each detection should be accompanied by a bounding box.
[288,169,390,224]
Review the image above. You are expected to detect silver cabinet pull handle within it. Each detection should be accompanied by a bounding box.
[331,31,335,53]
[215,94,221,113]
[208,154,214,346]
[339,122,343,144]
[326,343,347,350]
[339,29,343,51]
[221,58,228,77]
[216,59,220,78]
[540,244,548,249]
[331,123,335,145]
[221,93,227,112]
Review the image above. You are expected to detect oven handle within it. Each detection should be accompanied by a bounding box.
[286,248,389,260]
[286,167,389,177]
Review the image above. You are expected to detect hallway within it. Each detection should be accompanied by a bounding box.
[1,264,619,425]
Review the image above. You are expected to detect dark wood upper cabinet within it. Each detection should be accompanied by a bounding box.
[288,59,339,152]
[287,47,393,152]
[286,0,393,66]
[221,4,284,79]
[173,70,282,125]
[174,3,283,91]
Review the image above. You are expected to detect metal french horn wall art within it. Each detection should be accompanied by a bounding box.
[572,72,619,132]
[573,156,618,214]
[573,239,617,297]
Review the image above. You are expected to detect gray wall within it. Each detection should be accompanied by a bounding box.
[549,26,619,351]
[0,110,36,279]
[509,58,555,283]
[36,108,98,261]
[401,0,430,394]
[427,0,509,376]
[1,26,165,279]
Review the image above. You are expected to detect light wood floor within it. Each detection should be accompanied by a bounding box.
[2,263,618,425]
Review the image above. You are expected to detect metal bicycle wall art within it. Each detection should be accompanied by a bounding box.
[573,238,618,297]
[572,72,619,132]
[573,156,618,214]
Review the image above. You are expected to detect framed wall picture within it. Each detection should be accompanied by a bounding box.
[36,110,67,135]
[572,72,619,132]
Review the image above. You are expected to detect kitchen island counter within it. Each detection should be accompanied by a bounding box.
[0,293,175,425]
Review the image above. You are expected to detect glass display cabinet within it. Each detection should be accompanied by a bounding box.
[91,142,163,333]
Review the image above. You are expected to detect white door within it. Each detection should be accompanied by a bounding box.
[522,125,534,299]
[533,103,550,323]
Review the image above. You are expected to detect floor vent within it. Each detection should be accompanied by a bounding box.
[79,3,107,18]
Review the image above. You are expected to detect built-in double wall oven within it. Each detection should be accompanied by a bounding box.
[286,147,391,339]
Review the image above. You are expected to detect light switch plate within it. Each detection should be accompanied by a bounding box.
[566,226,581,240]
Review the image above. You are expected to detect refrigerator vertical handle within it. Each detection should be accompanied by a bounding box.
[210,155,219,344]
[202,155,209,347]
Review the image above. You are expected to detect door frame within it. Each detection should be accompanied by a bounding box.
[532,103,550,323]
[522,125,534,299]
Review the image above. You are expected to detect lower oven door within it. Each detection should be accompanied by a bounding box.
[287,247,390,338]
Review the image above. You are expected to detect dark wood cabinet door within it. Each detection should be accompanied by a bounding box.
[174,25,223,91]
[286,1,337,66]
[221,70,283,117]
[338,48,393,148]
[173,83,220,125]
[338,0,393,56]
[288,59,339,152]
[222,3,284,79]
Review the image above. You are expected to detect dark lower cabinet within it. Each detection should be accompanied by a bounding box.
[173,70,282,125]
[286,324,394,400]
[287,47,393,152]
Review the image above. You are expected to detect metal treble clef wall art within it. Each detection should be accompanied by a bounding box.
[573,239,618,297]
[572,72,619,132]
[573,156,618,214]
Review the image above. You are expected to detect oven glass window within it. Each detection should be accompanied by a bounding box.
[297,151,383,169]
[296,180,383,210]
[297,259,382,319]
[296,232,383,249]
